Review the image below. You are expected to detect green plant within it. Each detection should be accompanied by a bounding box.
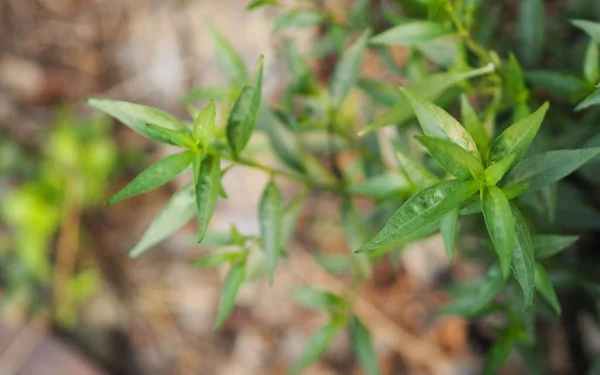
[87,1,600,373]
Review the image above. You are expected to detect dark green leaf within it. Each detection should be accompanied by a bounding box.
[487,102,549,165]
[415,135,483,180]
[481,185,515,278]
[107,151,193,205]
[572,19,600,43]
[290,318,344,375]
[214,260,245,330]
[369,21,450,46]
[191,252,242,267]
[584,41,599,84]
[330,30,371,106]
[402,89,479,153]
[350,316,381,375]
[144,124,197,149]
[484,154,516,186]
[517,343,544,375]
[534,263,561,314]
[193,100,216,146]
[356,179,479,253]
[532,234,579,258]
[505,148,600,190]
[461,95,490,158]
[518,0,544,67]
[86,98,187,141]
[525,71,589,100]
[271,10,325,34]
[361,64,495,134]
[193,154,221,242]
[227,56,264,156]
[575,89,600,111]
[483,332,516,375]
[207,22,248,85]
[440,207,458,262]
[259,180,282,285]
[511,205,535,310]
[129,184,196,258]
[289,286,345,312]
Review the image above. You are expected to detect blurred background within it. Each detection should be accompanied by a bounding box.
[1,0,599,374]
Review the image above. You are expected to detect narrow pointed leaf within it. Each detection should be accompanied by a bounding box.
[415,135,483,179]
[207,22,248,85]
[271,10,325,34]
[572,19,600,43]
[532,234,579,258]
[395,150,439,189]
[511,206,535,310]
[281,193,306,247]
[525,71,589,100]
[361,64,495,134]
[357,78,403,106]
[584,41,599,84]
[129,184,196,258]
[193,100,216,146]
[330,30,371,106]
[348,174,409,199]
[461,95,490,158]
[369,21,450,46]
[86,98,187,141]
[350,316,382,375]
[483,332,516,375]
[481,185,515,278]
[182,85,236,103]
[290,319,344,375]
[487,102,549,165]
[227,56,264,156]
[505,148,600,190]
[505,53,529,104]
[191,252,242,268]
[259,180,282,285]
[440,207,458,262]
[485,154,516,186]
[518,0,544,67]
[214,260,245,330]
[289,286,345,312]
[341,198,370,251]
[534,263,561,314]
[107,151,193,205]
[402,89,479,153]
[144,124,197,148]
[575,89,600,111]
[193,154,221,242]
[357,179,479,253]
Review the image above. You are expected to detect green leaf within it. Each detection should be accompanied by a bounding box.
[357,79,403,107]
[144,123,197,149]
[182,85,236,103]
[193,100,216,146]
[330,29,371,106]
[511,206,535,310]
[191,252,242,267]
[356,179,479,253]
[461,95,490,158]
[572,19,600,43]
[483,332,516,375]
[439,266,504,317]
[369,21,450,46]
[505,53,529,104]
[227,56,264,156]
[440,207,458,262]
[350,316,381,375]
[487,102,549,165]
[584,41,599,84]
[505,148,600,190]
[206,22,248,85]
[129,184,196,258]
[531,234,579,258]
[415,135,483,180]
[518,0,544,67]
[534,263,561,315]
[193,154,221,242]
[281,193,306,247]
[259,180,282,285]
[395,150,439,189]
[214,260,245,330]
[402,89,479,153]
[290,318,344,375]
[107,151,193,205]
[484,154,516,186]
[246,0,277,11]
[575,89,600,111]
[271,10,325,34]
[348,173,409,199]
[289,286,345,312]
[361,64,495,134]
[340,198,370,251]
[481,185,515,278]
[502,182,530,200]
[525,71,589,101]
[86,98,187,141]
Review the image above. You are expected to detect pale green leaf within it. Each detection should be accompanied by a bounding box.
[191,252,242,267]
[370,21,450,46]
[144,123,197,149]
[584,41,599,84]
[290,318,344,375]
[348,173,409,199]
[575,89,600,111]
[289,286,345,312]
[259,180,283,285]
[330,30,371,106]
[207,22,248,85]
[356,179,479,253]
[107,151,193,205]
[440,207,458,262]
[193,100,216,146]
[481,185,515,278]
[193,153,221,242]
[461,95,490,158]
[415,135,483,180]
[272,10,325,33]
[281,193,306,247]
[182,85,236,103]
[572,19,600,43]
[357,79,403,107]
[214,260,245,330]
[395,150,439,190]
[484,154,516,186]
